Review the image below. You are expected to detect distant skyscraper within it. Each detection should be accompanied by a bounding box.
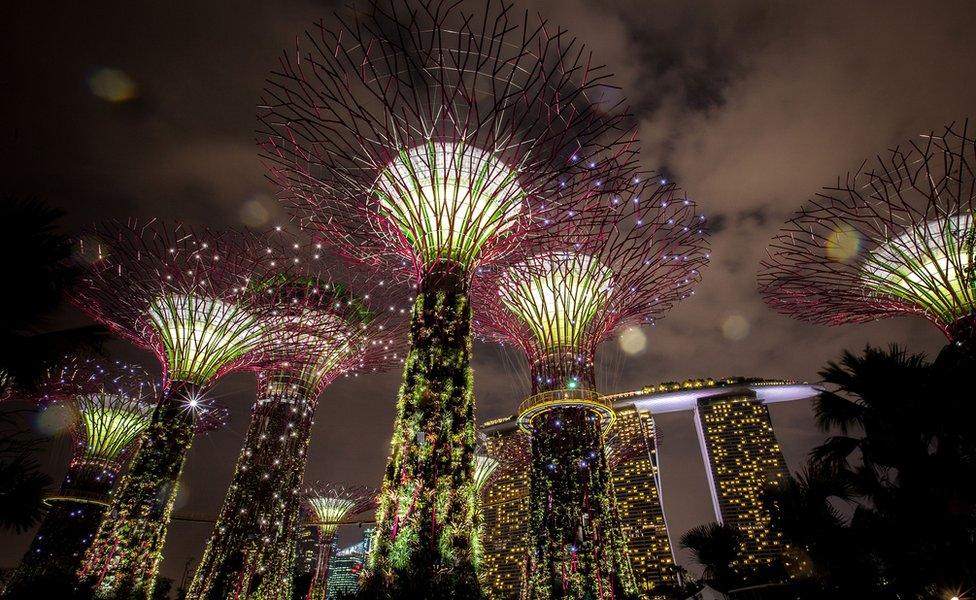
[326,542,365,599]
[611,407,676,593]
[694,390,789,566]
[480,378,814,596]
[480,428,530,598]
[480,407,675,599]
[294,526,320,581]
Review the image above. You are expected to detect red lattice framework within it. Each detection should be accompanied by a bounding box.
[74,219,287,391]
[472,173,709,396]
[250,234,409,401]
[759,121,976,343]
[258,0,639,283]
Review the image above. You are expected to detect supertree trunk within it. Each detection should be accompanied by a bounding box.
[364,268,481,599]
[188,393,315,600]
[3,463,117,598]
[525,358,637,600]
[77,381,201,599]
[306,534,335,600]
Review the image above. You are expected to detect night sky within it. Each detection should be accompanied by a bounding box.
[4,0,976,584]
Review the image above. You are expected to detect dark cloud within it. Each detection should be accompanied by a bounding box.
[3,0,975,580]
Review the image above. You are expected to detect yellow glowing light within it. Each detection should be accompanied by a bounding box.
[375,141,525,266]
[862,213,974,322]
[473,455,499,493]
[618,328,647,355]
[721,314,750,341]
[88,68,138,103]
[79,399,152,461]
[148,293,263,385]
[308,496,356,537]
[500,252,614,351]
[825,224,862,263]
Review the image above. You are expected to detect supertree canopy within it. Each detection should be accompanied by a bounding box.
[3,357,155,598]
[473,175,708,600]
[302,483,377,600]
[188,241,406,600]
[259,1,636,594]
[72,220,280,599]
[759,121,976,350]
[472,455,500,496]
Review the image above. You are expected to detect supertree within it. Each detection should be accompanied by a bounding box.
[71,220,280,599]
[759,121,976,355]
[259,1,636,594]
[2,357,155,598]
[302,483,377,600]
[472,174,708,599]
[187,240,406,600]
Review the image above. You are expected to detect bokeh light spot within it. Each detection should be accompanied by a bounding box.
[88,68,139,103]
[619,327,647,355]
[35,404,76,436]
[825,224,862,263]
[239,196,272,227]
[721,314,750,341]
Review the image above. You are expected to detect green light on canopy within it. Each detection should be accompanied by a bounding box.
[473,455,499,494]
[148,293,262,385]
[499,252,614,351]
[307,496,357,538]
[862,213,975,324]
[262,311,358,399]
[375,141,526,267]
[77,398,153,463]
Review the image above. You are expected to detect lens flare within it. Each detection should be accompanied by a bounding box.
[88,68,138,103]
[721,314,750,341]
[618,327,647,355]
[825,224,862,263]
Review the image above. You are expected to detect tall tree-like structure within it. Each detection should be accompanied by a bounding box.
[302,484,377,600]
[3,357,155,598]
[759,121,976,353]
[72,220,279,598]
[259,2,635,594]
[188,242,406,600]
[473,175,708,599]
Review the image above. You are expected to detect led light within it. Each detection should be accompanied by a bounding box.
[375,141,525,265]
[499,252,613,350]
[147,293,263,385]
[863,213,974,321]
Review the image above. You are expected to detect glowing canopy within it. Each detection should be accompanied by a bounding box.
[862,213,975,324]
[375,141,525,267]
[147,293,262,385]
[499,252,614,351]
[307,496,357,538]
[473,455,499,494]
[77,398,153,463]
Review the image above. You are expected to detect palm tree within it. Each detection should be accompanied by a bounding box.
[679,522,743,589]
[0,408,50,533]
[796,344,976,598]
[0,197,103,535]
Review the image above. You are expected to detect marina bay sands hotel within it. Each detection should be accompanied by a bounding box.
[479,376,818,599]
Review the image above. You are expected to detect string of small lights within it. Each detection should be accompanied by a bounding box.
[472,172,708,599]
[258,0,639,596]
[3,357,155,597]
[71,220,283,598]
[187,237,408,600]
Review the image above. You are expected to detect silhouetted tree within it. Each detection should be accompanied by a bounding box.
[680,522,743,590]
[772,344,976,599]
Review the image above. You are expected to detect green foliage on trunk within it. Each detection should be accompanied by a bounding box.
[187,395,315,600]
[361,272,482,599]
[77,383,198,599]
